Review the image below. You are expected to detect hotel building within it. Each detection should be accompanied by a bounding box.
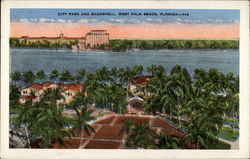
[85,30,109,48]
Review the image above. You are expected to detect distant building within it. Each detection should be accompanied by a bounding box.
[60,83,84,104]
[85,30,109,48]
[129,75,153,96]
[127,96,145,115]
[17,30,110,50]
[19,83,44,103]
[19,82,84,104]
[19,33,85,43]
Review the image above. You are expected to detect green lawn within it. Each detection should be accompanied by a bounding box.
[218,127,239,142]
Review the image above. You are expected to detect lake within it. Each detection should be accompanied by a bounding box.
[10,48,239,76]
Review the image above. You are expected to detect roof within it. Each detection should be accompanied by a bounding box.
[63,83,84,92]
[91,29,107,32]
[42,82,54,87]
[20,95,37,99]
[128,96,144,102]
[64,37,85,39]
[133,75,153,85]
[24,83,43,91]
[20,36,85,40]
[58,83,72,88]
[51,114,187,149]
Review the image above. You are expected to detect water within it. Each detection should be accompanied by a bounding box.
[10,48,239,76]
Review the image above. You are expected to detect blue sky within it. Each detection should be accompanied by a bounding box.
[10,9,240,25]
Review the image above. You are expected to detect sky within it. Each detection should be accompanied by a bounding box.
[10,9,240,39]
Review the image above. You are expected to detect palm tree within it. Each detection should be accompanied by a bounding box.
[59,70,73,83]
[10,84,21,111]
[156,132,180,149]
[36,70,46,81]
[120,119,136,134]
[95,66,111,82]
[22,70,36,85]
[67,91,86,115]
[15,101,34,148]
[110,66,119,84]
[50,69,59,83]
[40,88,64,104]
[122,120,156,149]
[108,84,127,113]
[10,71,22,87]
[25,88,72,148]
[75,69,86,83]
[31,102,72,148]
[71,107,95,148]
[118,67,134,98]
[185,87,223,149]
[132,65,144,77]
[84,74,103,106]
[144,95,162,115]
[147,64,165,78]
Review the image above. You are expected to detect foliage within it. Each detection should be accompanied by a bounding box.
[206,139,231,149]
[122,119,182,149]
[107,39,239,51]
[218,127,239,142]
[9,38,78,49]
[10,64,239,149]
[10,37,239,50]
[122,120,156,149]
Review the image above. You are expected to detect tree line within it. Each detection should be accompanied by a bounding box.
[9,38,78,49]
[9,37,239,51]
[107,39,239,51]
[10,65,238,149]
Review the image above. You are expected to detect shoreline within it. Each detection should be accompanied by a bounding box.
[10,47,239,53]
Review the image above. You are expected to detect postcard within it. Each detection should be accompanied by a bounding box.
[1,0,249,159]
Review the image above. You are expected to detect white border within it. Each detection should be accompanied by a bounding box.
[1,1,249,159]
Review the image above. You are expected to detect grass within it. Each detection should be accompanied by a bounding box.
[218,127,239,142]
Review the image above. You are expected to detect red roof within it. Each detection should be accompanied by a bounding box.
[42,82,54,87]
[20,36,85,40]
[133,75,153,85]
[64,37,85,39]
[59,83,72,89]
[91,29,107,31]
[20,95,37,99]
[24,83,43,90]
[64,83,84,92]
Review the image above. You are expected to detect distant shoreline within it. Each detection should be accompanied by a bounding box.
[9,38,239,51]
[10,47,239,53]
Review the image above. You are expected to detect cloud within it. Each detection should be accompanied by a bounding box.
[39,18,55,23]
[167,18,238,24]
[109,18,141,24]
[78,19,97,24]
[17,18,73,23]
[146,18,162,23]
[19,18,38,23]
[206,18,237,24]
[15,17,238,25]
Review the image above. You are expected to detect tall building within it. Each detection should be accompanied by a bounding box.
[85,30,109,48]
